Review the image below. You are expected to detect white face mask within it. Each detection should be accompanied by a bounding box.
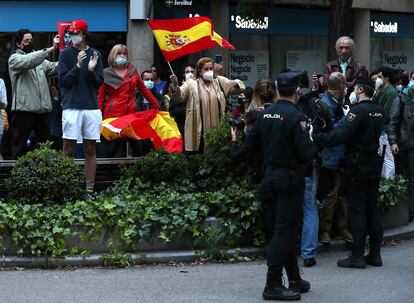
[185,73,194,81]
[202,70,214,81]
[375,78,384,89]
[70,34,83,45]
[349,91,358,104]
[396,84,403,92]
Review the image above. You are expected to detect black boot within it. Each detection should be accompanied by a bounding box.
[262,270,301,301]
[365,241,382,266]
[285,260,311,293]
[337,245,366,269]
[285,259,310,293]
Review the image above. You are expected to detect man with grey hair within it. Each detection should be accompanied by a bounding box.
[321,36,368,91]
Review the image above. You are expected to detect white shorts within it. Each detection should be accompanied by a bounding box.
[62,109,102,143]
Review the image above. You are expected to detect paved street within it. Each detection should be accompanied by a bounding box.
[0,239,413,303]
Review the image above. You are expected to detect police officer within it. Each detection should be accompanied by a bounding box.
[313,76,387,268]
[230,72,317,301]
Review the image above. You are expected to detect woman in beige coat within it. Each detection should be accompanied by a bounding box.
[170,57,245,152]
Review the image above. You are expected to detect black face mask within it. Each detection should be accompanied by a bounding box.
[22,42,33,53]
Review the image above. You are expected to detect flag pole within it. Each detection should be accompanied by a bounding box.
[167,61,175,76]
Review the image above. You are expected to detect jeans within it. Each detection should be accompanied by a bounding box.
[301,175,319,260]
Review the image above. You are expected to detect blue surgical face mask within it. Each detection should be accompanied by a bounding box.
[115,56,127,66]
[144,80,154,90]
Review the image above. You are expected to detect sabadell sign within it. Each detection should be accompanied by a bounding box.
[370,21,398,34]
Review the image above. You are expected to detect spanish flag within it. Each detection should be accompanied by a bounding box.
[147,17,235,62]
[100,110,183,153]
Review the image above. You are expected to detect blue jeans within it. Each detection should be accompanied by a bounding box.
[301,175,319,260]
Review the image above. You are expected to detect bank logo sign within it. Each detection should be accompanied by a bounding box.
[165,0,192,7]
[371,21,398,33]
[230,15,269,30]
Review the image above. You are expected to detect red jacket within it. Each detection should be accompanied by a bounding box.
[97,65,159,120]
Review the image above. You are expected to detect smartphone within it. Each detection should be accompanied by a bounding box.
[215,54,223,64]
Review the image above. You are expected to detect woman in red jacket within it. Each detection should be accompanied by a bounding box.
[97,44,160,157]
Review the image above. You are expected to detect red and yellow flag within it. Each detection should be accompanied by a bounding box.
[100,110,183,153]
[147,16,235,62]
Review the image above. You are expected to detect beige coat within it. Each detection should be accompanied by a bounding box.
[172,76,245,151]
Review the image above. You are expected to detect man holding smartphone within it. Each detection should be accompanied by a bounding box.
[58,19,103,191]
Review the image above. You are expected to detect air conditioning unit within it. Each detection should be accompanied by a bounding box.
[130,0,146,20]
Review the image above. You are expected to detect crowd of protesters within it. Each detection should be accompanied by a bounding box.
[0,18,413,300]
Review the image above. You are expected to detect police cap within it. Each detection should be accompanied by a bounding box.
[277,71,301,88]
[354,76,375,89]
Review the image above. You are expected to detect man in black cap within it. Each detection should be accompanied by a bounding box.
[230,71,317,301]
[313,76,387,269]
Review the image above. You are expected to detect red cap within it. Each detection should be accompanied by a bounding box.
[68,19,88,33]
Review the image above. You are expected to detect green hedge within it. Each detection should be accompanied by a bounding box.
[0,116,264,257]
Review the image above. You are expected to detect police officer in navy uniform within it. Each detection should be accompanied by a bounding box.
[230,72,317,301]
[313,76,387,269]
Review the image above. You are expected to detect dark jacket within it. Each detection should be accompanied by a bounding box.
[323,58,368,89]
[58,46,103,110]
[319,91,346,169]
[230,100,317,170]
[387,89,414,149]
[136,87,166,111]
[314,100,386,180]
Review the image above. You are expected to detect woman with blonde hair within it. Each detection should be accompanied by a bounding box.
[248,78,278,112]
[170,57,245,152]
[97,44,160,156]
[98,44,159,120]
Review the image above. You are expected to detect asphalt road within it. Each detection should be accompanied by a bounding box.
[0,239,413,303]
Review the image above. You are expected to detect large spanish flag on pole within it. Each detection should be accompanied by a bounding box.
[147,17,235,62]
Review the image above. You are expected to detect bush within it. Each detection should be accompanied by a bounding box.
[123,149,190,184]
[5,142,84,204]
[378,174,408,214]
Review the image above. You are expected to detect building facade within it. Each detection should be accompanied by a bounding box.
[1,0,414,89]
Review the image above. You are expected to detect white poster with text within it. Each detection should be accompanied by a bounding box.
[286,50,323,82]
[383,50,414,71]
[229,51,269,88]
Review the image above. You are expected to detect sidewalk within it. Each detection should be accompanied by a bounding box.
[1,222,413,268]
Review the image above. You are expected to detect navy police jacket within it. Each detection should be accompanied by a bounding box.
[313,99,386,180]
[231,99,317,171]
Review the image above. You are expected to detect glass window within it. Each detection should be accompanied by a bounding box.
[370,37,414,73]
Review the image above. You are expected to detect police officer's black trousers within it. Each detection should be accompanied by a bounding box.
[255,168,303,272]
[347,178,383,248]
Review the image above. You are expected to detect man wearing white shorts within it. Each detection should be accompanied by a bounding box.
[58,19,103,190]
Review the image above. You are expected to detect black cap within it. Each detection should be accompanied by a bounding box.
[277,71,301,87]
[354,76,375,89]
